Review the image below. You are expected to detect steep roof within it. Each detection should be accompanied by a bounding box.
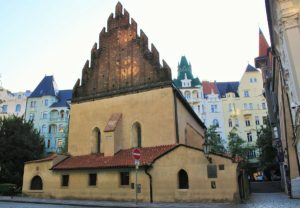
[215,82,240,98]
[245,64,259,72]
[29,76,58,98]
[52,144,177,170]
[259,28,269,57]
[173,56,201,88]
[202,81,218,96]
[50,90,72,108]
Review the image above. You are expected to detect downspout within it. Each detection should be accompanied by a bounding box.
[173,90,179,143]
[145,166,153,203]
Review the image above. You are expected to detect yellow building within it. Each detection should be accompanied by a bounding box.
[217,65,269,163]
[22,2,240,203]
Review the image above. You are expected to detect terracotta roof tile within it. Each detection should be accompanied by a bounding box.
[52,144,177,170]
[104,113,122,132]
[202,81,218,96]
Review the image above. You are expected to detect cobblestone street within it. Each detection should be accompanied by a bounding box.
[0,193,300,208]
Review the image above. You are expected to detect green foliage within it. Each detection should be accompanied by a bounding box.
[0,116,44,186]
[256,122,277,171]
[205,125,226,154]
[227,128,255,162]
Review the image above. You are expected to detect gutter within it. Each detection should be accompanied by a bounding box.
[145,166,153,203]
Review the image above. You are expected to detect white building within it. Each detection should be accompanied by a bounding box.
[0,86,30,118]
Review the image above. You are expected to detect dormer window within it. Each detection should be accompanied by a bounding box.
[181,73,191,88]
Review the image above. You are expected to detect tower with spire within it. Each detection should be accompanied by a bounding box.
[173,56,203,118]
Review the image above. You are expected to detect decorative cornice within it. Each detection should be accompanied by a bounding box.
[278,0,300,30]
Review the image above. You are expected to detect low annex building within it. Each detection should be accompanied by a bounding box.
[22,2,239,202]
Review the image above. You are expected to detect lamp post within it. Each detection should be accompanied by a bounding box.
[203,137,212,163]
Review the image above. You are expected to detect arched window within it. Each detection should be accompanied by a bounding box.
[132,122,142,147]
[184,91,191,99]
[92,127,101,153]
[178,169,189,189]
[50,110,59,121]
[30,175,43,190]
[60,110,65,119]
[213,119,219,127]
[15,104,21,112]
[192,90,198,98]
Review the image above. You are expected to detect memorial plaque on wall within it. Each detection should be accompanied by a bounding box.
[207,164,218,178]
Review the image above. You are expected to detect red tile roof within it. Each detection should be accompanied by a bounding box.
[52,144,177,170]
[104,113,122,132]
[202,81,218,95]
[259,29,269,57]
[25,154,58,164]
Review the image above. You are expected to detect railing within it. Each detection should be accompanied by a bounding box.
[49,117,69,122]
[43,132,67,138]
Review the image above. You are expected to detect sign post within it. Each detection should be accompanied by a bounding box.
[132,148,141,205]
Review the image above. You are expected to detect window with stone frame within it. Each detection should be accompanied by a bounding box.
[247,132,253,142]
[178,169,189,189]
[61,175,69,187]
[89,173,97,186]
[255,116,260,125]
[120,172,129,186]
[245,119,251,127]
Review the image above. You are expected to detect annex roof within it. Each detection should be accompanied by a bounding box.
[52,144,177,170]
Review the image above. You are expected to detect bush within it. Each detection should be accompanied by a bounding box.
[0,183,17,196]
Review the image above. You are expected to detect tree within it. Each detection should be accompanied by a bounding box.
[0,116,44,186]
[256,122,278,178]
[227,128,255,162]
[205,125,226,154]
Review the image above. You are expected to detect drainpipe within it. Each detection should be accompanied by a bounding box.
[145,166,153,203]
[173,89,179,143]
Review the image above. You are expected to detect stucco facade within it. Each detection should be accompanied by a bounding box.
[23,145,239,202]
[219,66,268,163]
[24,76,72,153]
[0,86,30,118]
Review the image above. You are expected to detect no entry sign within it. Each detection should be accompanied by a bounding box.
[132,148,141,160]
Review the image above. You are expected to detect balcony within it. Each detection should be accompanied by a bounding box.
[49,117,69,122]
[243,109,252,116]
[43,132,67,139]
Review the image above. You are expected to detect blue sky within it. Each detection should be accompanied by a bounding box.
[0,0,269,92]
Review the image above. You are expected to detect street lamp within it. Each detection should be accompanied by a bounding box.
[202,137,212,163]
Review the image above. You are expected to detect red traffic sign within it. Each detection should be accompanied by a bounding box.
[132,148,141,160]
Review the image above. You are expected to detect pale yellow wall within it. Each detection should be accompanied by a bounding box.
[221,70,268,159]
[150,146,239,202]
[68,87,177,156]
[23,161,150,201]
[23,146,238,202]
[176,97,205,148]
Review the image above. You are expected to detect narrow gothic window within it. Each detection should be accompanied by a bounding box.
[178,169,189,189]
[30,175,43,190]
[132,122,142,147]
[92,127,101,154]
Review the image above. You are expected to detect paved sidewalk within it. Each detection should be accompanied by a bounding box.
[0,195,234,208]
[0,193,300,208]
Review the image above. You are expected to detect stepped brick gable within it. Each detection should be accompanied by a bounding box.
[73,2,172,102]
